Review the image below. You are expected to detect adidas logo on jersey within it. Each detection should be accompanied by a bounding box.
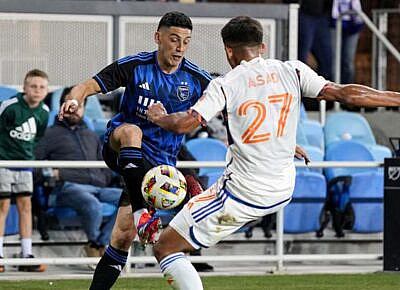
[9,117,37,141]
[139,82,150,90]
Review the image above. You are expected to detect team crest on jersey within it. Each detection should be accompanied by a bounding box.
[177,84,190,101]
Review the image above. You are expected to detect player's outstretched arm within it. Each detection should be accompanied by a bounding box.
[59,79,101,120]
[317,82,400,108]
[147,103,201,134]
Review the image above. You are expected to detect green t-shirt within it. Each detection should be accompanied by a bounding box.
[0,93,49,160]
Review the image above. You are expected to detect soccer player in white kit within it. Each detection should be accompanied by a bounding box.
[147,16,400,290]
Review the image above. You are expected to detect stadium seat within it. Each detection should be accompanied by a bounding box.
[347,172,383,232]
[296,121,309,147]
[284,171,326,233]
[324,112,376,147]
[298,103,324,150]
[324,140,384,233]
[0,85,18,101]
[301,119,325,150]
[185,138,227,187]
[5,204,19,236]
[324,140,376,181]
[325,111,392,162]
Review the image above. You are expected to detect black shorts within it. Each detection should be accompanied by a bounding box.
[102,141,154,208]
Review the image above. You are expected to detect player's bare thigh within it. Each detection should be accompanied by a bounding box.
[109,123,143,151]
[153,226,196,262]
[110,205,136,250]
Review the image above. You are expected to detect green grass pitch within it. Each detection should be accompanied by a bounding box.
[0,273,399,290]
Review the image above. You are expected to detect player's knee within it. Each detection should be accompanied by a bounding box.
[153,241,165,262]
[0,199,10,214]
[153,238,171,262]
[16,196,32,212]
[117,124,143,140]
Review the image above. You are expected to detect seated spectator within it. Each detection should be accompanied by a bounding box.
[35,89,122,258]
[0,69,49,272]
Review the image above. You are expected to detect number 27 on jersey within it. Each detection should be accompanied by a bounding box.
[238,93,292,144]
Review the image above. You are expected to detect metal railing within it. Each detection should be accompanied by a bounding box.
[329,8,400,115]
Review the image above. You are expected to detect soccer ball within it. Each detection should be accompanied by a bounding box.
[141,165,187,210]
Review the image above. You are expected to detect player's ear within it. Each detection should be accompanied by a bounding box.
[154,31,161,45]
[225,46,233,59]
[259,43,266,55]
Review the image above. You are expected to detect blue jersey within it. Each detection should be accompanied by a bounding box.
[94,51,211,166]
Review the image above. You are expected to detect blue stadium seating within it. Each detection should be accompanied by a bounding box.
[296,121,309,147]
[324,111,376,147]
[5,204,19,236]
[298,103,324,149]
[325,111,392,162]
[324,140,384,233]
[284,171,326,233]
[185,138,227,187]
[0,85,18,101]
[324,140,376,181]
[348,172,383,232]
[301,120,325,149]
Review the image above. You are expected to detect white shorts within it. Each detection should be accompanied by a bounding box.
[0,168,33,196]
[169,182,292,249]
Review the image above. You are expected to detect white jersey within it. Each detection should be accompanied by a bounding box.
[191,57,327,206]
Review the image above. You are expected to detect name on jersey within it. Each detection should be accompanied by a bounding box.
[248,73,279,88]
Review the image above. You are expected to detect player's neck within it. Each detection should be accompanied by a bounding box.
[232,51,260,68]
[157,54,180,74]
[158,62,179,74]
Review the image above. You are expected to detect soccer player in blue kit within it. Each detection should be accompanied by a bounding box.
[59,11,211,290]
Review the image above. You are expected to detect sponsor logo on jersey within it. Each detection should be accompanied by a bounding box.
[177,82,190,101]
[136,95,160,119]
[139,82,150,91]
[9,117,37,141]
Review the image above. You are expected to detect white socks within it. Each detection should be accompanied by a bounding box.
[0,238,33,258]
[21,238,32,257]
[159,252,203,290]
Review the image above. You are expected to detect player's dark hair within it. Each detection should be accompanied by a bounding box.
[221,16,263,48]
[157,11,192,31]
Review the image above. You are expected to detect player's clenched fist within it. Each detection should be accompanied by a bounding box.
[58,99,79,121]
[147,103,167,122]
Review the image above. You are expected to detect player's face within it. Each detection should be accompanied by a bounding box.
[23,76,48,107]
[155,26,192,72]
